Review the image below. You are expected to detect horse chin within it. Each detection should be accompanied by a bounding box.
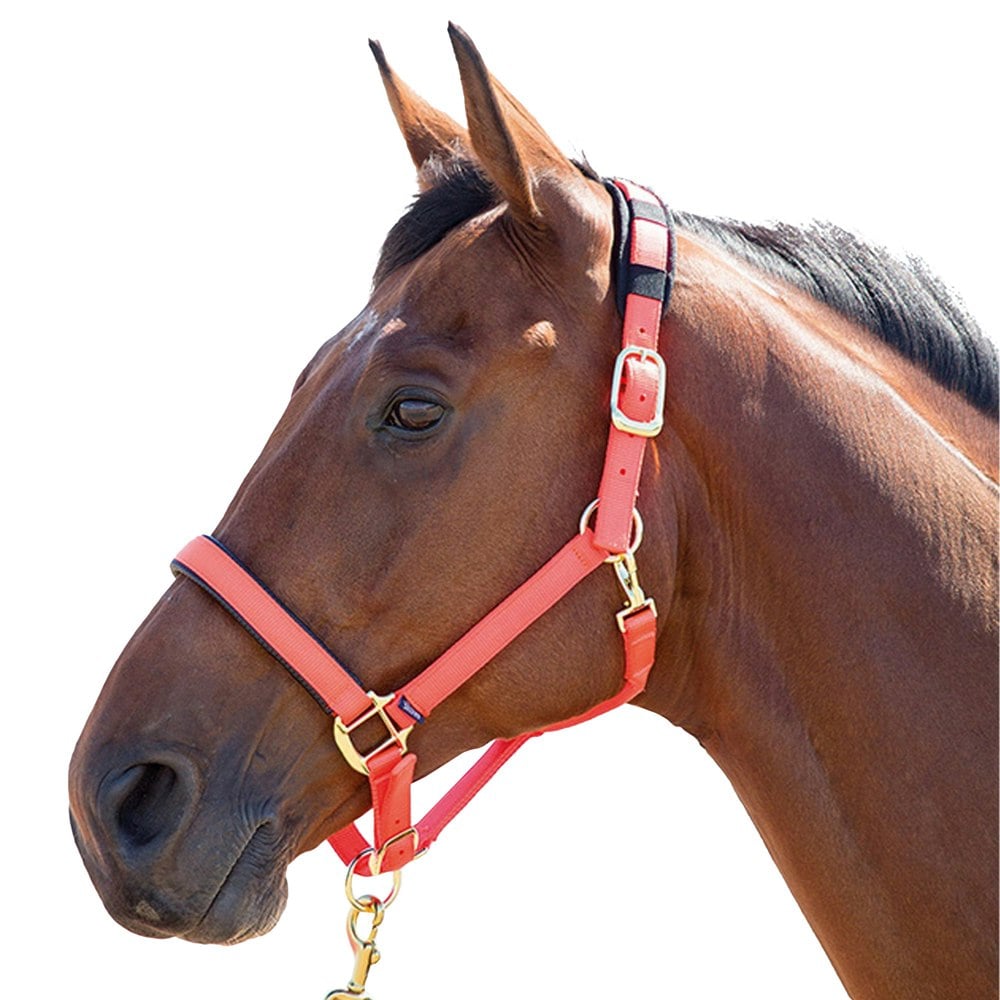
[180,884,288,945]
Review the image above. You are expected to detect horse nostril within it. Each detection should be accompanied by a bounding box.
[108,762,187,851]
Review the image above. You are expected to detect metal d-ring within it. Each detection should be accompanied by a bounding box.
[578,499,644,562]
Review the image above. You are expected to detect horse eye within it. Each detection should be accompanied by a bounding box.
[386,397,446,433]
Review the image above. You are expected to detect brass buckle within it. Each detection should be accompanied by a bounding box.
[369,827,421,877]
[333,692,414,776]
[610,346,666,437]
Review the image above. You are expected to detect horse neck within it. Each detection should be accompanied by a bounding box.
[638,232,998,998]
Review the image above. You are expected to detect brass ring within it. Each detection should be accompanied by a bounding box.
[345,849,402,910]
[578,499,644,561]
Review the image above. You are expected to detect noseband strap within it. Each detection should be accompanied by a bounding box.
[171,178,673,875]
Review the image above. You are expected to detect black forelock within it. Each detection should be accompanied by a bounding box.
[373,156,602,287]
[374,158,501,286]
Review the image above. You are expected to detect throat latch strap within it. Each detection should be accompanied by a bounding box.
[170,177,672,876]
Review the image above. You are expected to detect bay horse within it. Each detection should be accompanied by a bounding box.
[69,25,998,1000]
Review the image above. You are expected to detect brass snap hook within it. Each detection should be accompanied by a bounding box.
[578,500,656,630]
[324,897,385,999]
[325,851,403,999]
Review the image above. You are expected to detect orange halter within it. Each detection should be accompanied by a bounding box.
[171,177,673,878]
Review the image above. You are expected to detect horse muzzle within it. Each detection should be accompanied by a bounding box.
[69,740,289,944]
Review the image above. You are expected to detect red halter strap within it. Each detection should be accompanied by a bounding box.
[171,178,672,876]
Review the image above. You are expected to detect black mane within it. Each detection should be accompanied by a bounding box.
[675,212,997,415]
[375,159,997,416]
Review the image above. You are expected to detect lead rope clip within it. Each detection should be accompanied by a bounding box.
[325,851,402,1000]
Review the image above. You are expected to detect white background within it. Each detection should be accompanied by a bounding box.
[2,2,993,998]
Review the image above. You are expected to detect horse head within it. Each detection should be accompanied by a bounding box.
[68,26,671,944]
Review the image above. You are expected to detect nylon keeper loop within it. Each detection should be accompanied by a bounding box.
[630,216,670,270]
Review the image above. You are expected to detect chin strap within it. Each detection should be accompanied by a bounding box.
[170,177,673,880]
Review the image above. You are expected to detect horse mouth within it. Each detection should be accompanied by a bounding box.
[182,824,290,944]
[72,811,290,945]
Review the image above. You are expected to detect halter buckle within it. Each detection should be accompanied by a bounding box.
[333,692,414,776]
[369,827,421,877]
[610,346,666,437]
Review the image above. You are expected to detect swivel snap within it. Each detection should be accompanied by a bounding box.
[610,548,657,632]
[325,853,401,999]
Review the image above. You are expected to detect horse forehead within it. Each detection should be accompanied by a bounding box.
[324,203,600,378]
[332,308,384,356]
[372,209,554,326]
[325,306,471,371]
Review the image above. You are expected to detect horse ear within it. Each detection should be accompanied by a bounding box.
[370,39,470,189]
[447,24,589,229]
